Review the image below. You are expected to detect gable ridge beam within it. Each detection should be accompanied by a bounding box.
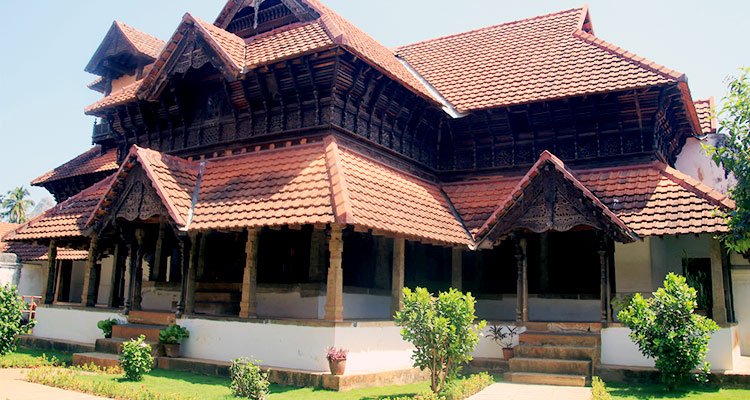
[323,136,353,224]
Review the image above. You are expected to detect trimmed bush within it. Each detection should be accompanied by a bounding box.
[591,377,612,400]
[618,273,719,389]
[441,372,494,400]
[96,318,120,339]
[0,284,25,356]
[119,335,153,381]
[230,357,269,399]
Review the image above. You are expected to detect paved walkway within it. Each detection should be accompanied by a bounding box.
[469,382,592,400]
[0,369,107,400]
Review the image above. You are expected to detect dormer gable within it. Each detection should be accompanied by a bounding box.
[215,0,320,38]
[85,21,165,79]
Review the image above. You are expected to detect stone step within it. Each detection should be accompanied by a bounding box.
[520,331,600,347]
[72,352,121,369]
[112,323,167,342]
[509,357,591,376]
[95,338,161,356]
[515,344,597,361]
[504,372,587,387]
[195,291,240,302]
[128,310,176,326]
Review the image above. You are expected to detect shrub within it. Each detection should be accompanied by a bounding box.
[158,325,190,344]
[0,284,25,356]
[325,347,348,361]
[395,287,486,394]
[485,325,519,349]
[119,335,153,381]
[230,357,269,399]
[441,372,493,400]
[591,377,612,400]
[96,318,120,339]
[618,273,719,389]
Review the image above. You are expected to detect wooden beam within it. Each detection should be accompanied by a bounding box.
[391,237,406,318]
[513,234,526,323]
[324,225,345,322]
[185,232,200,315]
[81,235,100,307]
[239,229,259,318]
[43,241,57,305]
[710,238,728,324]
[108,240,125,308]
[124,235,138,315]
[132,229,145,311]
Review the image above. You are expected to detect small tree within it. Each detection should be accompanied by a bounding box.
[1,187,34,224]
[618,273,719,389]
[119,335,153,381]
[706,67,750,254]
[395,287,486,394]
[0,284,25,356]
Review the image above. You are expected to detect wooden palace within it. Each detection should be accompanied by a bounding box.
[8,0,743,382]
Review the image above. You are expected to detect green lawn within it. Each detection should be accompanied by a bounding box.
[0,347,72,368]
[608,382,750,400]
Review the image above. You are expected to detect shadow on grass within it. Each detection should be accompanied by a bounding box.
[607,382,721,399]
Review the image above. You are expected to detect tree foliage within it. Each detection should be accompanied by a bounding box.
[618,273,719,390]
[394,287,486,394]
[0,284,25,356]
[119,335,153,381]
[1,186,34,224]
[707,67,750,254]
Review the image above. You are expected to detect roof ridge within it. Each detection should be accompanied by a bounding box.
[396,7,584,51]
[656,162,735,210]
[573,29,685,82]
[114,20,167,49]
[323,136,353,224]
[189,14,246,74]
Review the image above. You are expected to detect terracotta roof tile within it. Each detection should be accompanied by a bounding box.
[85,80,143,114]
[244,21,334,69]
[115,21,166,60]
[396,7,682,111]
[192,16,247,70]
[0,223,87,262]
[32,146,119,186]
[694,97,717,135]
[8,176,114,242]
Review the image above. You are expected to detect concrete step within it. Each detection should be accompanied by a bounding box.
[520,331,600,347]
[95,338,161,356]
[515,344,597,361]
[127,310,176,326]
[509,357,591,376]
[112,323,167,342]
[72,352,121,369]
[504,372,587,387]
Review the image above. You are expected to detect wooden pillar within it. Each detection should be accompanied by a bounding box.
[132,229,145,311]
[309,228,326,282]
[599,244,608,324]
[176,235,190,317]
[513,234,527,323]
[539,233,549,292]
[43,241,57,305]
[152,221,167,281]
[81,235,100,307]
[324,225,344,322]
[123,236,138,314]
[710,238,728,324]
[197,234,207,281]
[451,247,463,291]
[239,229,259,318]
[391,237,406,317]
[522,238,528,322]
[185,232,200,315]
[374,236,391,290]
[108,241,125,308]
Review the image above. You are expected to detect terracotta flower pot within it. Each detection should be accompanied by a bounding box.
[502,347,514,360]
[163,343,181,358]
[328,359,346,375]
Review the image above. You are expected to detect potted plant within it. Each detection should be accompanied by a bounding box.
[158,324,190,358]
[97,318,120,339]
[485,325,519,359]
[326,347,348,375]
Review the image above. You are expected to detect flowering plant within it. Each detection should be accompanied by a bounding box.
[326,347,348,362]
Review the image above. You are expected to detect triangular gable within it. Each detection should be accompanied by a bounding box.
[215,0,319,37]
[138,14,247,101]
[475,151,637,246]
[85,21,165,77]
[87,146,201,232]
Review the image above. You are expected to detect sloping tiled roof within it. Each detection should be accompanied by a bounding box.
[445,160,733,238]
[32,146,119,186]
[244,21,333,69]
[694,97,717,135]
[85,21,165,76]
[396,7,683,112]
[8,176,114,242]
[85,80,144,114]
[115,21,165,59]
[0,222,87,262]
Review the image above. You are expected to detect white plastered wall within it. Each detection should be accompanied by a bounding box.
[32,307,123,344]
[17,262,46,297]
[96,256,114,305]
[731,252,750,355]
[675,135,731,194]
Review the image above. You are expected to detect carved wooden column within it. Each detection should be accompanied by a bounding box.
[710,238,728,325]
[239,229,259,318]
[132,229,145,311]
[81,235,100,307]
[599,236,610,324]
[123,236,138,314]
[176,235,190,317]
[391,237,406,317]
[324,225,344,322]
[539,233,550,292]
[152,221,167,282]
[513,234,527,323]
[43,240,57,305]
[185,232,200,315]
[108,241,125,308]
[451,247,463,291]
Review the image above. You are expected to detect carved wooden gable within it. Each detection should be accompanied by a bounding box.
[98,166,169,231]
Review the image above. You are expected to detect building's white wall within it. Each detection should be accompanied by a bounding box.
[601,326,740,371]
[731,266,750,356]
[342,293,391,320]
[0,254,20,287]
[17,263,45,297]
[675,136,731,194]
[476,297,598,322]
[615,239,653,293]
[473,324,526,360]
[96,256,114,305]
[67,261,87,303]
[333,324,415,373]
[141,285,179,311]
[256,290,390,320]
[32,307,122,343]
[476,298,516,321]
[649,235,712,290]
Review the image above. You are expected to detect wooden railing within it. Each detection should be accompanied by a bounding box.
[21,295,42,322]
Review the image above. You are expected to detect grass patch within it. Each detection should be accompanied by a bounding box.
[607,381,750,400]
[0,347,72,368]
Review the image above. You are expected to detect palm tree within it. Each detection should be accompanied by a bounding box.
[2,187,34,224]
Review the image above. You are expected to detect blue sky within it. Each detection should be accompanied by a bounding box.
[0,0,746,203]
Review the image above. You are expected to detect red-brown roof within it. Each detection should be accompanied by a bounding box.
[694,97,717,135]
[85,80,143,114]
[115,21,165,59]
[445,159,733,238]
[85,21,165,76]
[396,7,683,112]
[1,223,88,261]
[32,146,119,186]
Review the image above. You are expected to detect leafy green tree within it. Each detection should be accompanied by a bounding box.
[707,67,750,254]
[618,273,719,390]
[395,287,486,394]
[1,187,34,224]
[0,284,25,356]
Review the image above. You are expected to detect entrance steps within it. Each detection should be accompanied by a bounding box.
[504,329,600,387]
[72,310,175,369]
